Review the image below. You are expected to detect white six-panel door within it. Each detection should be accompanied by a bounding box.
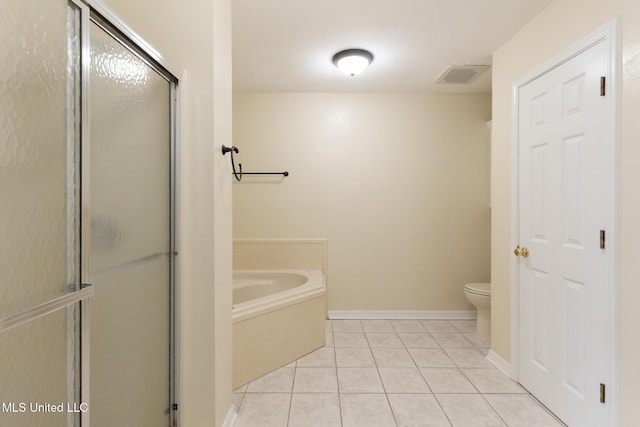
[517,39,611,426]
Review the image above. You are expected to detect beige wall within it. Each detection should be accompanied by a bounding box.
[492,0,640,423]
[100,0,233,425]
[233,93,491,312]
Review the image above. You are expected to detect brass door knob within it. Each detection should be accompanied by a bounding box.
[514,246,530,258]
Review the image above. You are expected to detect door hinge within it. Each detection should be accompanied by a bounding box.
[600,383,606,403]
[600,229,606,249]
[172,403,178,410]
[600,76,606,96]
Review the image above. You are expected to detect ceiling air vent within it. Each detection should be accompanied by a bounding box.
[436,65,490,84]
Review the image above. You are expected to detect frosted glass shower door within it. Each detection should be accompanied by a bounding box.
[88,18,174,427]
[0,1,86,427]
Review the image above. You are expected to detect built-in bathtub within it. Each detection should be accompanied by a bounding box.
[232,269,326,388]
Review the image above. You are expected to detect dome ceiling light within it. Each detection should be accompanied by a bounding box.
[332,48,374,77]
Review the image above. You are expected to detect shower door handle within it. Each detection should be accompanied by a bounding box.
[0,284,95,333]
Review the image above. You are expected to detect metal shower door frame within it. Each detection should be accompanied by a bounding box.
[75,0,181,425]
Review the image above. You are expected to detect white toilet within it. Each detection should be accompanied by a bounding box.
[463,282,491,338]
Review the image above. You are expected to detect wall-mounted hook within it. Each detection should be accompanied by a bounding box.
[221,145,243,181]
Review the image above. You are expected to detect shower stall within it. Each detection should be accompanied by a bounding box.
[0,1,179,426]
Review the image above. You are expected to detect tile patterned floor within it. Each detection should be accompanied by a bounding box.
[233,319,565,427]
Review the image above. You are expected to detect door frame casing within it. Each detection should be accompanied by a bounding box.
[509,18,620,425]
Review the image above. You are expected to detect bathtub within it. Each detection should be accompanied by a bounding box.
[232,269,326,388]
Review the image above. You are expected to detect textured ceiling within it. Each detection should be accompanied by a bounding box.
[232,0,554,93]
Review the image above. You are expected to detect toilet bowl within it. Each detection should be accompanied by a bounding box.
[463,282,491,338]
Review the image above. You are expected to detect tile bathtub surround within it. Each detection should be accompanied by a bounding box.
[234,319,565,427]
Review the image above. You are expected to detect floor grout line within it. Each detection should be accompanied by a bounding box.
[331,324,345,427]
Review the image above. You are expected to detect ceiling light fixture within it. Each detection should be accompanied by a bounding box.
[332,49,374,77]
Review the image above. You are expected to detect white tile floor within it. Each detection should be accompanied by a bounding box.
[233,319,565,427]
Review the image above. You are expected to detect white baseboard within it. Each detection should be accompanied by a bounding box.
[486,349,512,378]
[222,405,237,427]
[327,310,476,320]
